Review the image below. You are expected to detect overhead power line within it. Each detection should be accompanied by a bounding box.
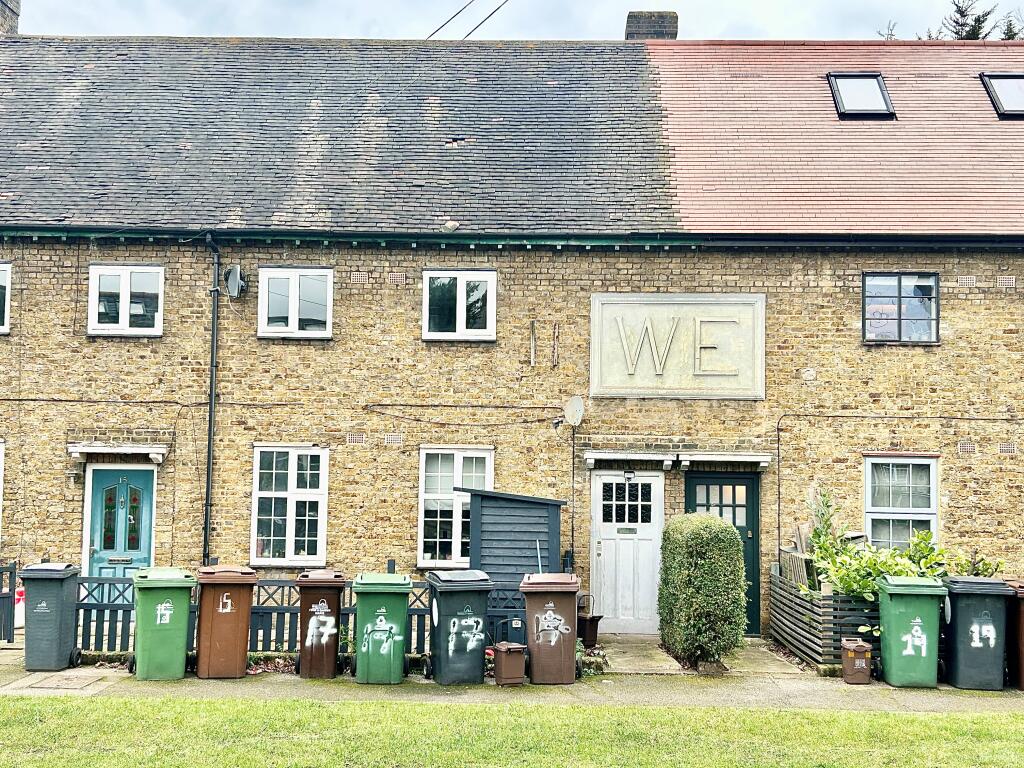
[427,0,479,40]
[462,0,511,39]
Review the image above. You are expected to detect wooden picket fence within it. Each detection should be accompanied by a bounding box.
[768,563,879,667]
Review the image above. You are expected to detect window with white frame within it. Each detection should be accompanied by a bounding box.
[0,264,10,334]
[250,446,329,566]
[422,270,497,341]
[418,446,493,568]
[257,268,333,339]
[87,265,164,336]
[864,456,938,550]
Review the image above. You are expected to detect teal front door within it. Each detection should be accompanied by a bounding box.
[88,468,154,578]
[684,472,761,635]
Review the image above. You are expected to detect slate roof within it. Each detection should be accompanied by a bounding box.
[0,36,1022,238]
[0,37,675,236]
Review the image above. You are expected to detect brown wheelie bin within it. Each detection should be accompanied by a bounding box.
[1006,578,1024,690]
[295,569,345,679]
[196,565,257,679]
[519,572,579,684]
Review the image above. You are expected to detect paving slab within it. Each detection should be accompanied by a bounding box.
[2,667,127,697]
[599,634,682,674]
[722,638,804,677]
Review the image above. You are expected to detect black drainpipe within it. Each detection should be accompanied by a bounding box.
[202,233,221,567]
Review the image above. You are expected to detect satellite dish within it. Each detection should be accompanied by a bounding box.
[223,265,247,299]
[563,396,585,427]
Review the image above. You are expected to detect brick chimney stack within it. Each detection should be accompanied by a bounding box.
[0,0,20,35]
[624,10,678,40]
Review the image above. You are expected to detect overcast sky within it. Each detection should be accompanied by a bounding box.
[16,1,990,40]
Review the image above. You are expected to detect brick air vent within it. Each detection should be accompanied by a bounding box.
[349,271,369,284]
[387,272,407,286]
[956,440,977,455]
[346,433,366,445]
[997,276,1016,288]
[999,442,1017,455]
[957,276,977,288]
[383,433,403,446]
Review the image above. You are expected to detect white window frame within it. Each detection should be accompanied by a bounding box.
[87,265,165,337]
[864,456,938,548]
[417,445,494,569]
[257,267,333,339]
[0,264,11,334]
[249,445,329,567]
[421,269,497,341]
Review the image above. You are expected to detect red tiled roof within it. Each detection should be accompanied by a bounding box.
[648,40,1024,236]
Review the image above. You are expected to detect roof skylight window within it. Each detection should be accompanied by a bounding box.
[981,73,1024,117]
[827,72,895,118]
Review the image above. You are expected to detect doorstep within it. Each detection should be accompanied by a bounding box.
[599,634,684,675]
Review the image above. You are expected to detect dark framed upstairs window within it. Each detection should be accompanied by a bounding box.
[828,72,895,118]
[863,273,939,344]
[980,73,1024,117]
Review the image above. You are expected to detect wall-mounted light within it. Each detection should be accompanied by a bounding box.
[623,470,636,482]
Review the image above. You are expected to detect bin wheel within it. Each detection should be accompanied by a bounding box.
[127,654,136,675]
[294,655,301,675]
[403,655,410,677]
[423,657,433,680]
[70,648,82,669]
[524,651,530,676]
[350,655,357,677]
[575,657,583,680]
[185,653,198,674]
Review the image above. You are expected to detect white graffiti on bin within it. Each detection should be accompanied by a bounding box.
[305,615,337,647]
[901,617,928,657]
[447,615,485,656]
[969,613,997,649]
[361,612,404,655]
[535,609,571,647]
[217,592,234,614]
[155,600,174,625]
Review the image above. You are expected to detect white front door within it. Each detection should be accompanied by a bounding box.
[591,471,665,634]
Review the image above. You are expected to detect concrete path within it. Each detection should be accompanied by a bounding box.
[2,650,1022,713]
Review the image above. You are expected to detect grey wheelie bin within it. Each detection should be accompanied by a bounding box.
[424,570,493,685]
[943,576,1015,690]
[21,563,82,671]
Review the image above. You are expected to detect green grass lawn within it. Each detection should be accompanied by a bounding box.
[1,696,1021,768]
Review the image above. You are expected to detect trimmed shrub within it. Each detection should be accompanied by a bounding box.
[658,513,746,665]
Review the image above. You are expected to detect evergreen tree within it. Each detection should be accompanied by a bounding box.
[1002,13,1021,39]
[923,0,1001,39]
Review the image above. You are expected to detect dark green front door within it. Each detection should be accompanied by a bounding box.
[684,472,760,635]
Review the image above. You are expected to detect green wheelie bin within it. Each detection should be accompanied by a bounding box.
[131,567,197,680]
[876,575,946,688]
[21,563,82,671]
[424,570,493,685]
[352,573,412,684]
[942,576,1015,690]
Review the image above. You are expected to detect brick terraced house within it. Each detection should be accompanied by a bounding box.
[1,7,1023,633]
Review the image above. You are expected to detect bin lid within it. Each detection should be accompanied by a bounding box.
[519,572,580,593]
[494,641,527,653]
[943,576,1015,596]
[353,572,413,593]
[132,567,197,588]
[294,568,345,588]
[20,562,80,579]
[425,570,494,591]
[840,637,871,653]
[875,575,946,596]
[1005,578,1024,596]
[198,564,257,585]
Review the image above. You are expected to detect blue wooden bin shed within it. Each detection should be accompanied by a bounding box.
[456,487,566,645]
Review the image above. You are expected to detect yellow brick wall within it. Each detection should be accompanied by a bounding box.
[1,239,1022,629]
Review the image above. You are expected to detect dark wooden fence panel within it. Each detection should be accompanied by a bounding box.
[768,564,879,666]
[73,573,433,656]
[0,562,16,643]
[486,584,526,645]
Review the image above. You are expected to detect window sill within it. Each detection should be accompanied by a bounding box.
[250,559,326,569]
[862,340,939,347]
[421,334,496,343]
[87,329,163,338]
[257,332,333,341]
[416,560,470,571]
